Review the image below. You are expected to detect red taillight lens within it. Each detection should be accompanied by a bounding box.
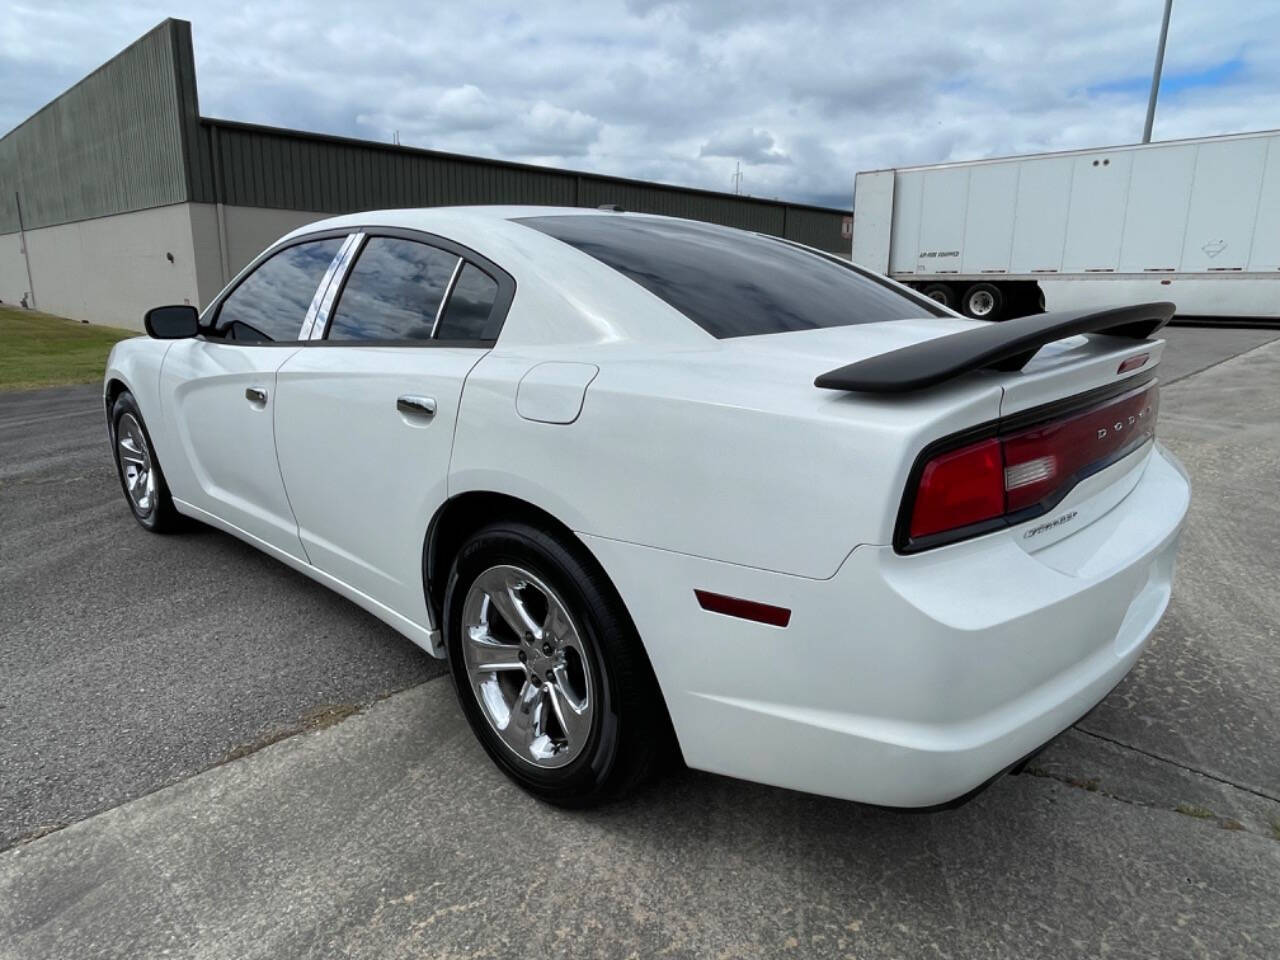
[909,438,1004,539]
[904,382,1159,548]
[1002,383,1158,512]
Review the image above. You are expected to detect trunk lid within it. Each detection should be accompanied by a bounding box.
[734,309,1171,555]
[998,333,1164,419]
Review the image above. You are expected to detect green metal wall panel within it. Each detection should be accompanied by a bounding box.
[200,119,847,249]
[0,19,196,233]
[783,205,850,251]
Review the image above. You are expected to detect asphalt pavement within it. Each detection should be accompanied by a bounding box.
[0,386,442,849]
[1,326,1279,959]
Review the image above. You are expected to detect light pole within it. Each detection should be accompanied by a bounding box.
[1142,0,1174,143]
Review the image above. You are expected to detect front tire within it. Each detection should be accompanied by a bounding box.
[443,520,668,806]
[110,391,182,533]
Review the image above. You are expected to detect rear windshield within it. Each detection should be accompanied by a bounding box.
[518,214,942,338]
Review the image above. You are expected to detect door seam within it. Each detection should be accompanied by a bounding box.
[270,346,313,565]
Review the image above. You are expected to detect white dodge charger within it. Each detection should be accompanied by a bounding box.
[104,206,1190,808]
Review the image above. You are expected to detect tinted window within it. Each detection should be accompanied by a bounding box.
[327,237,459,341]
[519,215,942,339]
[434,264,501,340]
[215,238,344,342]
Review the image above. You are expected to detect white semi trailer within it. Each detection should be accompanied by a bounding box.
[853,129,1280,321]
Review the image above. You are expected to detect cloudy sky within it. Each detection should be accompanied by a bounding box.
[3,1,1279,208]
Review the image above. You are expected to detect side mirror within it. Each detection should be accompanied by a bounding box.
[144,304,200,339]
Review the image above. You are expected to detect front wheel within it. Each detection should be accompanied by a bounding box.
[110,391,183,533]
[443,520,669,806]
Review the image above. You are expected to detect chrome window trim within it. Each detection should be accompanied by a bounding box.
[429,256,466,340]
[305,232,365,341]
[297,233,359,341]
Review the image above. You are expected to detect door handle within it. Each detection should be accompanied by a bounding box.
[245,386,268,405]
[397,395,436,420]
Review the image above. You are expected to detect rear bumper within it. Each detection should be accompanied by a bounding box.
[583,442,1190,808]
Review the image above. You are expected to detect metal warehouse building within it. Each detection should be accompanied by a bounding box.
[0,19,850,331]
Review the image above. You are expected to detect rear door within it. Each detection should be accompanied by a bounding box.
[273,231,513,627]
[160,233,353,558]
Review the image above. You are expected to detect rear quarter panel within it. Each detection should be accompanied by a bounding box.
[449,345,1002,579]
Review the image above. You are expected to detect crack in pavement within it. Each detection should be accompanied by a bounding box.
[1024,722,1280,840]
[1015,764,1259,837]
[1073,725,1280,805]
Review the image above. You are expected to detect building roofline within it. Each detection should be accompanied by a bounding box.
[200,116,850,216]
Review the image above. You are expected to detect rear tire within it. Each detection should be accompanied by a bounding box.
[443,519,669,806]
[110,391,183,533]
[962,282,1004,320]
[921,283,955,310]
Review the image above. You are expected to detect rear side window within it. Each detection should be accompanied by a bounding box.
[215,237,344,342]
[327,237,459,341]
[518,215,942,338]
[434,264,501,340]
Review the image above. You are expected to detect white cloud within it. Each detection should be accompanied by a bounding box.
[4,0,1279,208]
[700,129,790,165]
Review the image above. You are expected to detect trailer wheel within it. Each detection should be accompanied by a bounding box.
[962,282,1004,320]
[921,283,955,310]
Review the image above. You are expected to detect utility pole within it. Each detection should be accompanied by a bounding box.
[731,161,743,195]
[1143,0,1174,143]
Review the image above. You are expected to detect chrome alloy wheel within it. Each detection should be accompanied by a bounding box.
[461,564,595,769]
[116,413,156,516]
[967,288,996,317]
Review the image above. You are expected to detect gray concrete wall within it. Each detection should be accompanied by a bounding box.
[0,203,335,327]
[0,232,31,307]
[187,203,331,309]
[185,202,226,312]
[221,205,330,281]
[0,204,202,329]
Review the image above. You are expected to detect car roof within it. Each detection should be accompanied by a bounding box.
[281,204,641,238]
[276,206,716,349]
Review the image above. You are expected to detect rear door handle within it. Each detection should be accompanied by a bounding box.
[245,386,268,405]
[397,395,436,420]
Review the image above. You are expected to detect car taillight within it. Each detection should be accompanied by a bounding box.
[909,438,1003,539]
[903,381,1159,549]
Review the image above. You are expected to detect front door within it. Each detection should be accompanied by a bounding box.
[158,234,350,558]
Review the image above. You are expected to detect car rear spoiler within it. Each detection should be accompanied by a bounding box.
[814,302,1175,394]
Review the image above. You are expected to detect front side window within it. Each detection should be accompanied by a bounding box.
[215,237,344,342]
[517,215,943,339]
[434,263,501,340]
[327,237,459,341]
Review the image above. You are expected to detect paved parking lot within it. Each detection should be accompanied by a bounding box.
[0,388,442,849]
[2,326,1279,958]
